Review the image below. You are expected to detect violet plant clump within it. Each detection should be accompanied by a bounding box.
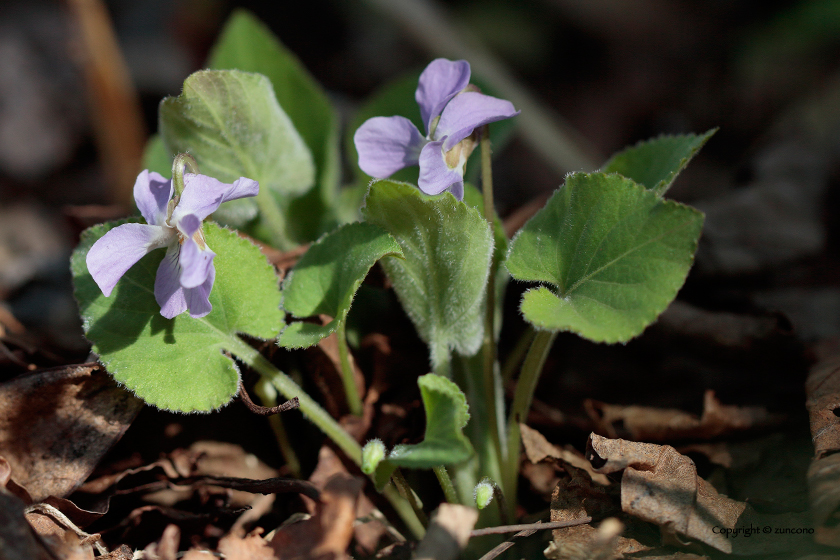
[86,160,259,319]
[354,58,518,199]
[71,9,714,544]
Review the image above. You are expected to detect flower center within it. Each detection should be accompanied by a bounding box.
[443,135,478,172]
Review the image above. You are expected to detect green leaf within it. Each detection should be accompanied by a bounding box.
[72,221,284,412]
[278,221,403,348]
[142,135,171,177]
[361,181,494,363]
[159,69,315,231]
[208,10,340,242]
[602,129,715,196]
[505,172,703,343]
[387,374,473,468]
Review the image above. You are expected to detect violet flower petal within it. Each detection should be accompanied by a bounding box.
[179,238,216,290]
[354,116,426,178]
[184,264,215,318]
[155,244,187,319]
[171,174,260,224]
[436,91,520,150]
[133,170,173,226]
[415,59,470,134]
[87,223,174,297]
[418,140,465,197]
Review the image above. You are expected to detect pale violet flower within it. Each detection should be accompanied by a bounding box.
[86,169,259,319]
[354,58,518,200]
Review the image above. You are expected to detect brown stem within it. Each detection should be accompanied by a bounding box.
[470,517,592,538]
[239,380,299,415]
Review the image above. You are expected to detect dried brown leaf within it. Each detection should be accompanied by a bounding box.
[586,434,812,555]
[270,472,363,560]
[307,445,386,554]
[585,390,783,442]
[520,423,610,485]
[218,528,278,560]
[413,504,478,560]
[0,491,53,560]
[0,364,142,501]
[805,339,840,546]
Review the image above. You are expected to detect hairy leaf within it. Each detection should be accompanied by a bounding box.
[506,172,703,343]
[72,221,284,412]
[279,222,403,348]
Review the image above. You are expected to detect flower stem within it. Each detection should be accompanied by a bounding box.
[502,329,557,521]
[336,322,364,416]
[254,377,301,477]
[433,465,460,504]
[229,335,426,538]
[254,190,295,251]
[478,125,506,494]
[171,153,198,196]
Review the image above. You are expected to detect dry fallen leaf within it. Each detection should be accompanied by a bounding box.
[520,423,610,485]
[806,338,840,546]
[0,363,142,501]
[308,445,388,555]
[217,528,277,560]
[585,390,783,442]
[270,472,363,560]
[413,504,478,560]
[586,434,812,555]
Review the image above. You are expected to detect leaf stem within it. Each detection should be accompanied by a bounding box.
[255,190,295,250]
[229,335,426,537]
[336,322,364,416]
[392,468,429,527]
[431,342,452,378]
[253,377,302,477]
[502,329,557,521]
[433,465,460,504]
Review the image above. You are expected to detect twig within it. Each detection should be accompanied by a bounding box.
[25,503,109,555]
[470,517,593,538]
[473,518,592,560]
[239,380,299,415]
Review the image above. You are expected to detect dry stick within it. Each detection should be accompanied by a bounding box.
[473,518,593,560]
[239,380,300,415]
[362,0,601,175]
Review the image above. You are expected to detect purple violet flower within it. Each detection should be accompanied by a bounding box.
[354,58,518,200]
[86,169,259,319]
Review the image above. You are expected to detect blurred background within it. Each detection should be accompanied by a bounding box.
[1,0,840,399]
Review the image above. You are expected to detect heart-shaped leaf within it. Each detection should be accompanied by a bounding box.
[72,221,284,412]
[208,10,341,242]
[159,69,315,241]
[361,181,494,364]
[372,374,472,483]
[602,129,716,196]
[505,172,703,343]
[279,221,403,348]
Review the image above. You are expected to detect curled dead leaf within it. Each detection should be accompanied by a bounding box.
[0,363,142,501]
[270,472,363,560]
[585,390,783,442]
[806,338,840,545]
[586,434,812,555]
[413,504,478,560]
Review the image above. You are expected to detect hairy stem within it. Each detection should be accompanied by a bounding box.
[478,125,505,482]
[392,468,429,527]
[230,335,425,537]
[433,465,460,504]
